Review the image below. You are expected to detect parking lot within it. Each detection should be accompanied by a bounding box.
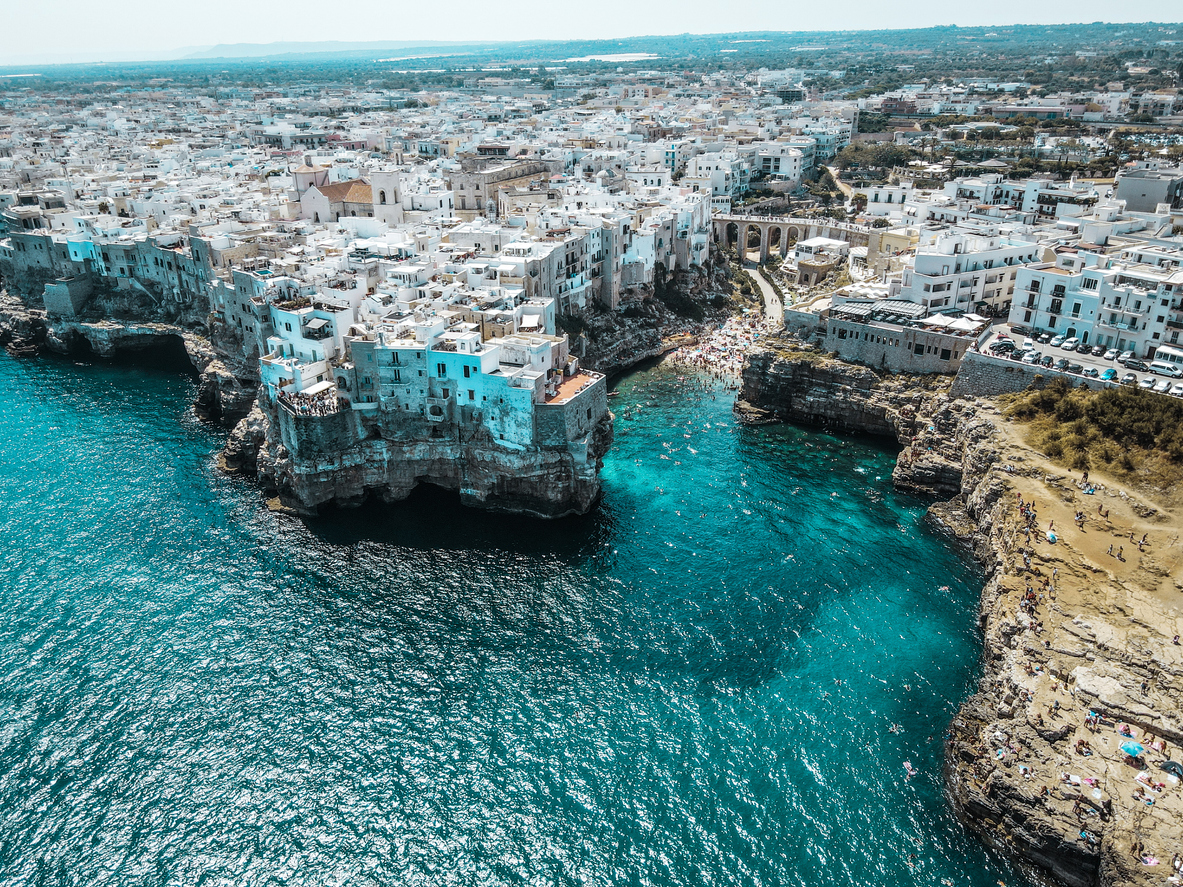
[980,326,1183,397]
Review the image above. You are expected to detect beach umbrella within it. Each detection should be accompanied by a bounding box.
[1121,741,1145,758]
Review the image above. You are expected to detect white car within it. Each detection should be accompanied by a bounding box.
[1061,337,1081,351]
[1104,349,1119,361]
[1139,377,1156,390]
[1154,378,1173,393]
[1022,351,1042,364]
[1171,383,1183,397]
[1050,335,1066,347]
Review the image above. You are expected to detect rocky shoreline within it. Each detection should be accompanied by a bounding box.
[0,290,257,427]
[737,336,1183,887]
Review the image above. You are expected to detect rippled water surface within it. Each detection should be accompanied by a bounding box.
[0,352,1026,886]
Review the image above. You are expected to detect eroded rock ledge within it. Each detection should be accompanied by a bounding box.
[223,393,615,519]
[0,290,257,426]
[738,337,1183,887]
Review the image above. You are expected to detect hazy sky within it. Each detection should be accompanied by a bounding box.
[0,0,1180,65]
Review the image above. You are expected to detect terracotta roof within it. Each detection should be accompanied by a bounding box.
[313,178,372,204]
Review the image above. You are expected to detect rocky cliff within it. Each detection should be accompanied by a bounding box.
[572,261,733,377]
[735,336,960,497]
[0,289,257,427]
[227,396,615,519]
[737,337,1183,887]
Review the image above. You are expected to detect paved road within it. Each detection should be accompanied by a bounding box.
[743,258,782,319]
[982,325,1181,393]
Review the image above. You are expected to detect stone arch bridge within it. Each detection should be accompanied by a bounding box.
[712,214,877,264]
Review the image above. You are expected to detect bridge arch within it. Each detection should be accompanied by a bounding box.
[768,226,784,258]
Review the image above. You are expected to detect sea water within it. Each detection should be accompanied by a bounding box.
[0,351,1027,887]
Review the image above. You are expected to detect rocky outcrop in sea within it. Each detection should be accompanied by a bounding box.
[222,393,615,519]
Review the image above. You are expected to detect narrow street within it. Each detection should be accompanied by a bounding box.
[743,257,782,320]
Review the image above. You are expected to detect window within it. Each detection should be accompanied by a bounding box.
[940,348,952,361]
[442,388,449,399]
[468,389,475,401]
[437,362,446,378]
[393,369,401,383]
[463,365,470,378]
[285,323,291,331]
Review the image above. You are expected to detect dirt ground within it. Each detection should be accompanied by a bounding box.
[967,403,1183,878]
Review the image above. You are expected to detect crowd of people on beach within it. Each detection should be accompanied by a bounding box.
[667,311,779,378]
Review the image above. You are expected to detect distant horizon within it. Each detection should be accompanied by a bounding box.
[1,0,1181,68]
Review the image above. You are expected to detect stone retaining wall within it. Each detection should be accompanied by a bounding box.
[950,351,1117,399]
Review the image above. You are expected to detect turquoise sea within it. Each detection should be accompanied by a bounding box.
[0,350,1026,887]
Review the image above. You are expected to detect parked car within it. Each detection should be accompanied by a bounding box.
[1050,335,1066,347]
[1038,333,1052,344]
[1123,359,1150,372]
[1154,379,1173,393]
[1090,345,1106,357]
[1171,383,1183,397]
[1061,337,1081,351]
[1104,349,1120,361]
[1082,367,1100,379]
[1022,351,1042,365]
[1039,355,1055,367]
[1101,368,1118,381]
[1067,362,1084,374]
[1149,361,1183,378]
[990,340,1015,354]
[1119,350,1136,363]
[1139,377,1156,389]
[1122,373,1139,385]
[1054,358,1070,370]
[1010,350,1026,361]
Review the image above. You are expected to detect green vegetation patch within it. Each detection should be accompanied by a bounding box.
[1001,378,1183,487]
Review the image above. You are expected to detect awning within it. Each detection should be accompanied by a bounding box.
[520,314,541,328]
[305,317,330,331]
[302,380,334,397]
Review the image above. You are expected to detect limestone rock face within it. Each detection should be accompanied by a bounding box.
[184,336,259,427]
[575,264,732,377]
[736,337,960,497]
[222,403,271,475]
[0,291,48,353]
[240,400,615,519]
[41,319,183,357]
